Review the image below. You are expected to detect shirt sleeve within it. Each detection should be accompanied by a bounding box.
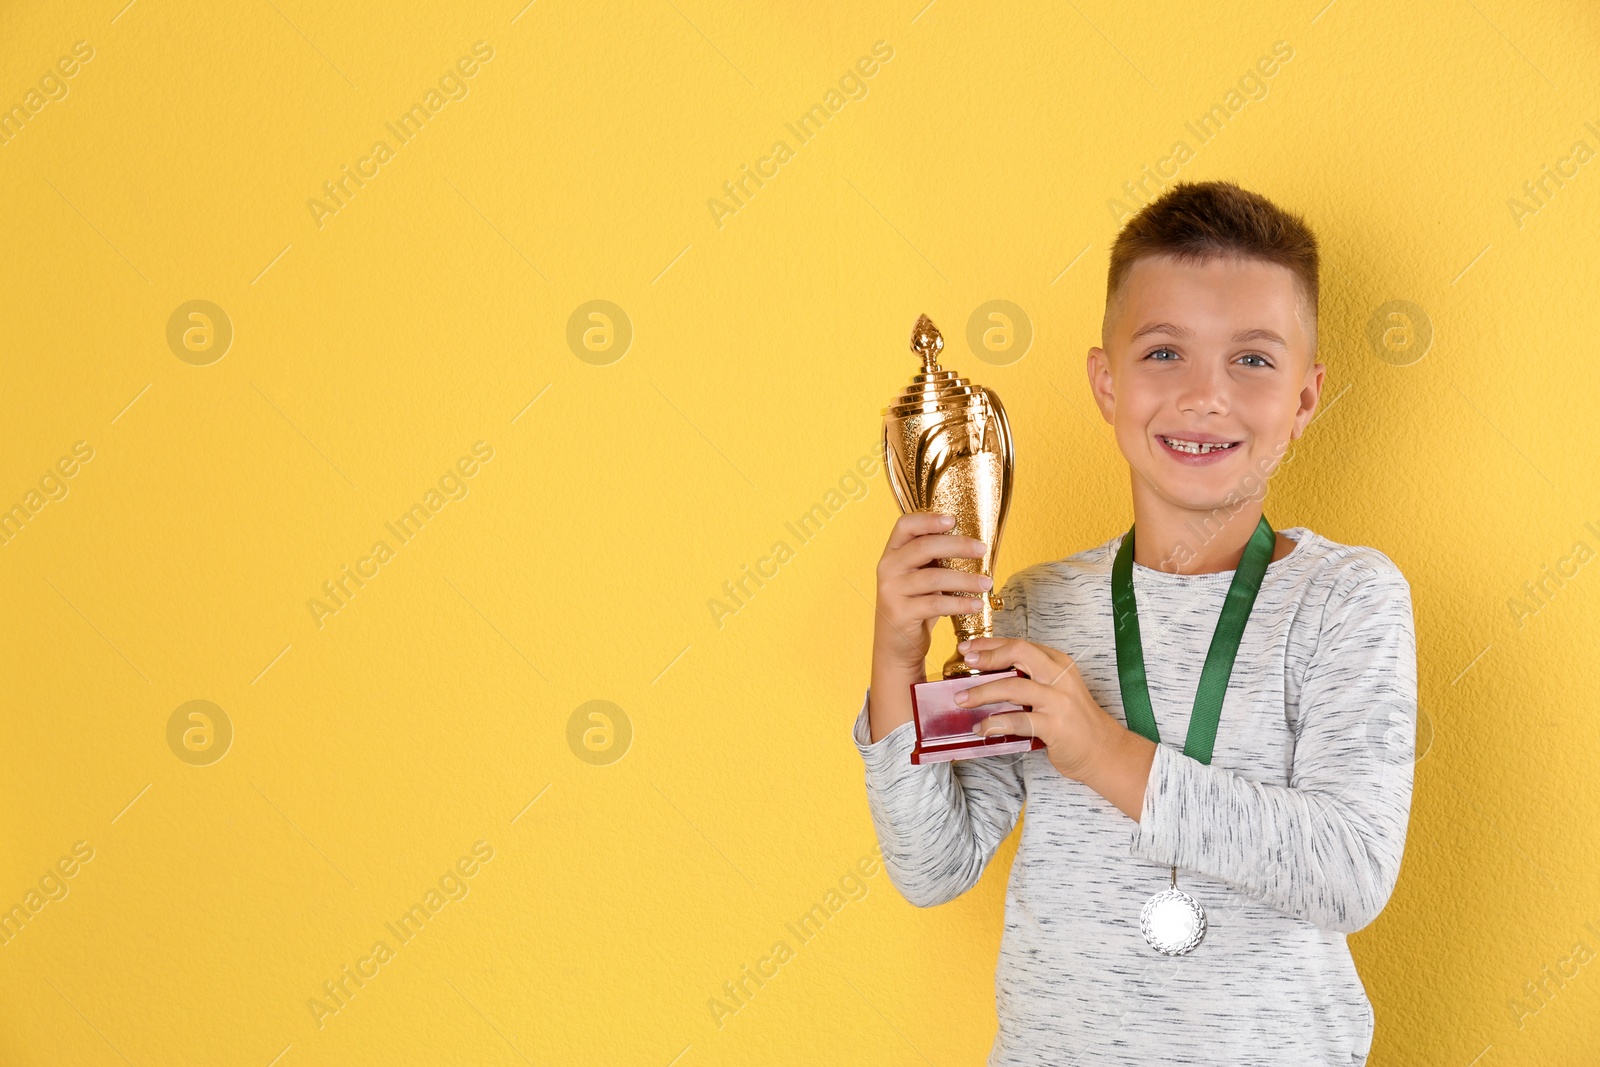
[1127,556,1419,934]
[851,573,1032,908]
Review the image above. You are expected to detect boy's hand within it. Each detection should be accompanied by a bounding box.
[871,511,994,675]
[956,636,1139,786]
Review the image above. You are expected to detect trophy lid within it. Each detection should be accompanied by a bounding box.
[885,314,986,417]
[911,313,944,372]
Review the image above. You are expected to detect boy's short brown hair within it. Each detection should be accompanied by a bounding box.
[1102,179,1320,354]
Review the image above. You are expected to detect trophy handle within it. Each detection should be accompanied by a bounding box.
[882,420,918,515]
[984,386,1015,598]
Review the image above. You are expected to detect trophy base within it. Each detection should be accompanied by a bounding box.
[908,669,1046,765]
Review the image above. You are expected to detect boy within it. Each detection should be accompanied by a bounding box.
[854,180,1417,1065]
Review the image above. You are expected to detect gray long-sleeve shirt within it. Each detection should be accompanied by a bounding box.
[852,526,1418,1065]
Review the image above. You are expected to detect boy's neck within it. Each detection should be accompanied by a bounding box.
[1129,481,1273,575]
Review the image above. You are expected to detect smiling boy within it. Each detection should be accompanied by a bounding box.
[855,180,1418,1065]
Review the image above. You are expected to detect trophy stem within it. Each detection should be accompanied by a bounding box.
[938,590,1002,678]
[941,650,980,678]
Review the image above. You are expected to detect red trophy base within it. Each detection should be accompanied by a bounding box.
[908,668,1046,764]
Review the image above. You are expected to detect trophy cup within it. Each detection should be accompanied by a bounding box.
[882,314,1046,764]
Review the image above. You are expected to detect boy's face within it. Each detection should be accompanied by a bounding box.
[1088,253,1324,514]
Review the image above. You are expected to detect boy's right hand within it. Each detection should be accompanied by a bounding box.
[871,511,993,677]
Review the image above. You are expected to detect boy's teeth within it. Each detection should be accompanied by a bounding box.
[1162,436,1238,454]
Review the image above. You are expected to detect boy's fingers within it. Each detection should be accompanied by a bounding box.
[910,594,993,621]
[974,711,1040,740]
[953,639,1056,681]
[886,511,957,549]
[896,567,994,596]
[953,674,1050,715]
[958,637,1064,680]
[896,533,988,569]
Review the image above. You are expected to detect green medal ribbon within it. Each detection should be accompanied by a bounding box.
[1111,515,1276,766]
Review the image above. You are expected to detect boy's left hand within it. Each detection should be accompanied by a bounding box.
[955,636,1127,783]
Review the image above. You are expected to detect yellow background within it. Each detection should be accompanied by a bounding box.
[1,0,1596,1063]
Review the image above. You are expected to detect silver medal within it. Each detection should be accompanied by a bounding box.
[1140,865,1205,955]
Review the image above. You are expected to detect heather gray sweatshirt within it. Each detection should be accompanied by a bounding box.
[852,527,1417,1066]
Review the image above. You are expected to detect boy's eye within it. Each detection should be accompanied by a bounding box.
[1143,347,1273,368]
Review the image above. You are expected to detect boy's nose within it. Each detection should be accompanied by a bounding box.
[1174,362,1231,416]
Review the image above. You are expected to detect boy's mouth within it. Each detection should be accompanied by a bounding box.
[1157,434,1242,457]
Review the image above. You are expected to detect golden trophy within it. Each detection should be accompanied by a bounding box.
[882,314,1045,764]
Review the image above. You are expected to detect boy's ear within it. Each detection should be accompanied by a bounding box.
[1290,360,1326,438]
[1086,346,1116,423]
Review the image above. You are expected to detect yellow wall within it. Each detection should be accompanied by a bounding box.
[1,1,1595,1063]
